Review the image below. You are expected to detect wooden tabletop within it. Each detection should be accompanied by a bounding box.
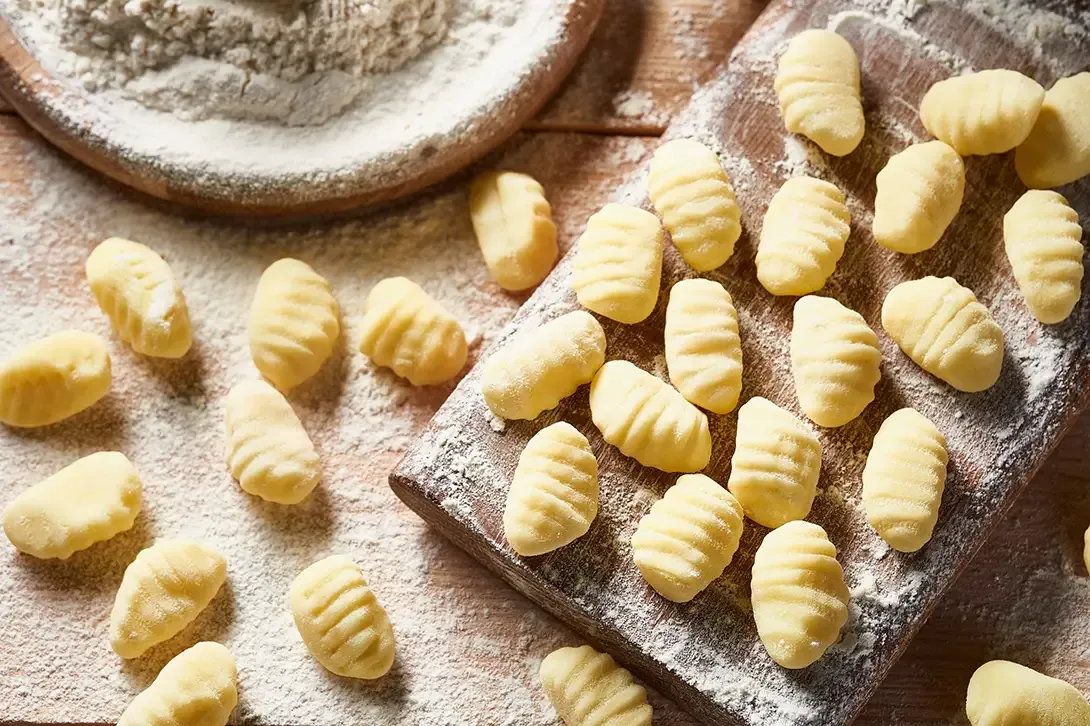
[0,1,1087,724]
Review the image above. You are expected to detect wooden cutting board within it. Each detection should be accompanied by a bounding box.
[390,1,1090,724]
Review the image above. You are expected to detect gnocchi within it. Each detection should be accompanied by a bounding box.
[359,276,467,386]
[85,237,192,358]
[727,397,821,528]
[225,379,321,504]
[920,69,1044,156]
[774,29,865,157]
[881,276,1004,392]
[1016,73,1090,189]
[572,203,664,324]
[2,451,141,560]
[790,295,881,428]
[647,138,742,271]
[751,520,849,669]
[966,660,1090,726]
[117,641,237,726]
[0,330,111,428]
[249,258,340,392]
[1003,190,1084,324]
[664,278,744,415]
[589,360,711,473]
[631,473,744,602]
[469,170,558,291]
[873,141,965,254]
[757,176,851,296]
[503,422,598,556]
[539,644,652,726]
[290,555,396,679]
[1084,525,1090,574]
[480,310,606,420]
[110,539,227,658]
[862,408,948,553]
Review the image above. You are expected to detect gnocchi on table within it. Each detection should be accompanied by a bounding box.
[966,660,1090,726]
[873,141,965,254]
[539,644,652,726]
[1003,190,1084,324]
[920,69,1045,156]
[0,330,111,428]
[469,170,558,291]
[1016,72,1090,189]
[117,641,237,726]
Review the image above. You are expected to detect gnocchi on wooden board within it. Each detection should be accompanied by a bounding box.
[920,69,1044,156]
[873,141,965,254]
[117,641,237,726]
[539,644,652,726]
[1015,72,1090,189]
[1003,190,1084,325]
[966,660,1090,726]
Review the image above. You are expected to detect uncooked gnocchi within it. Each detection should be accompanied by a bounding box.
[647,138,742,271]
[727,397,821,529]
[290,555,396,679]
[503,422,598,556]
[751,520,849,669]
[862,408,948,553]
[757,176,850,296]
[110,539,227,658]
[664,278,744,415]
[359,276,467,386]
[631,473,744,602]
[2,452,141,560]
[86,237,192,358]
[572,203,664,324]
[0,330,111,428]
[480,310,606,420]
[1003,190,1084,324]
[249,258,340,392]
[469,170,558,291]
[1084,526,1090,574]
[873,141,965,254]
[920,69,1045,156]
[539,644,652,726]
[881,276,1004,392]
[790,295,881,428]
[589,360,711,473]
[225,379,321,504]
[1016,73,1090,189]
[966,660,1090,726]
[774,29,865,157]
[117,641,237,726]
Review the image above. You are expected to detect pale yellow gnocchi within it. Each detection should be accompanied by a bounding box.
[86,237,192,358]
[873,141,965,254]
[290,555,396,679]
[539,644,652,726]
[1016,73,1090,189]
[921,69,1044,156]
[0,330,111,428]
[117,641,237,726]
[1003,190,1084,324]
[469,170,558,291]
[359,276,467,386]
[966,660,1090,726]
[664,278,743,415]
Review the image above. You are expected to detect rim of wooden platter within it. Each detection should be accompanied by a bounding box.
[0,0,605,218]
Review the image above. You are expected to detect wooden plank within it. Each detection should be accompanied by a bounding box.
[390,1,1090,724]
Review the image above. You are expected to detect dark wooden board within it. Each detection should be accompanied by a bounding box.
[390,1,1090,724]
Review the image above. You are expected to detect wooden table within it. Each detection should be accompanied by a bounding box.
[0,1,1087,724]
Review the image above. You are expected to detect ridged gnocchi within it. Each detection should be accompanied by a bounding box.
[727,397,821,528]
[480,310,606,420]
[359,276,467,386]
[85,237,192,358]
[647,138,742,271]
[225,379,321,504]
[751,520,849,669]
[1003,190,1084,324]
[862,408,948,553]
[790,295,881,428]
[539,645,652,726]
[249,258,340,392]
[589,360,711,473]
[572,203,664,324]
[117,642,237,726]
[110,539,227,658]
[503,422,598,556]
[290,555,396,679]
[920,69,1044,156]
[664,278,744,415]
[774,29,865,157]
[966,660,1090,726]
[881,276,1004,393]
[2,452,142,560]
[1084,525,1090,574]
[873,141,965,254]
[1016,73,1090,189]
[0,330,111,428]
[757,176,851,296]
[631,473,744,602]
[469,170,558,291]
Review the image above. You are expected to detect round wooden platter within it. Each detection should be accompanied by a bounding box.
[0,1,604,217]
